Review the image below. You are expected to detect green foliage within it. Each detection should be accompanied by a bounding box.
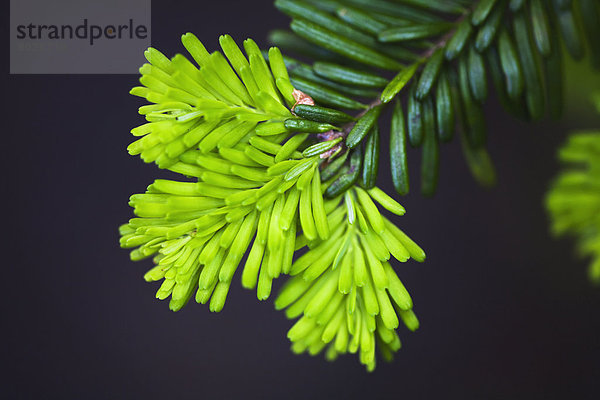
[275,187,423,370]
[270,0,600,196]
[128,34,295,169]
[121,33,336,311]
[546,108,600,283]
[120,0,600,372]
[120,31,425,369]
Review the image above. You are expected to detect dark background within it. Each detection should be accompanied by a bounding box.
[3,1,600,399]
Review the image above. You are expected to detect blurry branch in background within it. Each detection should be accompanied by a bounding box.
[546,94,600,284]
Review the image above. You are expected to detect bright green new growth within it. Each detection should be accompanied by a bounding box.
[120,32,426,370]
[120,0,600,372]
[121,34,335,311]
[276,187,424,370]
[546,123,600,283]
[128,33,295,169]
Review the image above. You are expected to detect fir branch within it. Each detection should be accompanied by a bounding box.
[118,0,600,372]
[270,0,600,197]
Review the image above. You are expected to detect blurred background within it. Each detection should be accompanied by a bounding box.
[2,1,600,398]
